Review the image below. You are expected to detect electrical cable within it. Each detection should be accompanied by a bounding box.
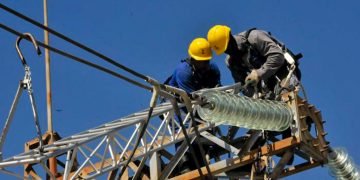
[0,3,145,79]
[0,3,149,81]
[174,113,206,179]
[118,107,154,178]
[188,112,213,178]
[0,23,152,91]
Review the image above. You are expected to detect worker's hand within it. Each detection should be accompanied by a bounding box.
[245,70,260,87]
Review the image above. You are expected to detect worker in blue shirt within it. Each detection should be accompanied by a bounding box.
[165,37,221,174]
[167,37,221,94]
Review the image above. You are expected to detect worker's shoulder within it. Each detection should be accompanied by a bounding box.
[236,28,265,35]
[236,29,269,38]
[174,61,192,76]
[234,29,269,44]
[245,29,274,45]
[175,61,191,70]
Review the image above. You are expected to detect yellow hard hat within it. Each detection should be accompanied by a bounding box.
[207,25,231,55]
[188,38,212,61]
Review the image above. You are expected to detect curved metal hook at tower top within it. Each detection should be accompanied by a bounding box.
[15,33,42,66]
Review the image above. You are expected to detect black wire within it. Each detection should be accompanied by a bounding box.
[0,23,152,91]
[0,3,149,81]
[188,112,213,179]
[118,107,154,178]
[175,113,205,179]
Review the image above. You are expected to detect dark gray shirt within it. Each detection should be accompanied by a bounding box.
[226,29,285,83]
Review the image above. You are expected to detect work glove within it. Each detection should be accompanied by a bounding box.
[245,70,260,87]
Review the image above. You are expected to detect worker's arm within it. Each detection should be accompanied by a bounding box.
[250,30,285,81]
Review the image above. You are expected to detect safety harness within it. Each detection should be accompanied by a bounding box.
[243,28,302,80]
[239,28,303,99]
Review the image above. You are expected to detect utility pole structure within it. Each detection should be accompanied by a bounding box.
[43,0,57,177]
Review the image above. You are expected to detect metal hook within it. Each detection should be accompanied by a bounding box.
[15,33,42,66]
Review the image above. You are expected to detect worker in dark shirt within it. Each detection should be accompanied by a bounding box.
[207,25,300,165]
[207,25,300,98]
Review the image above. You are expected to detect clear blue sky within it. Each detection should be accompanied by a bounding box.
[0,1,359,179]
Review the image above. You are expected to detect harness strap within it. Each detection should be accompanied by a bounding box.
[244,28,257,41]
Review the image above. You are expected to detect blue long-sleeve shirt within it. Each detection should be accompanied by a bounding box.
[168,60,221,94]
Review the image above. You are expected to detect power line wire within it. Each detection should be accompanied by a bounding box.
[0,3,149,81]
[0,23,152,91]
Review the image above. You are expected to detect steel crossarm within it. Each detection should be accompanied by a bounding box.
[0,83,285,179]
[0,100,213,179]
